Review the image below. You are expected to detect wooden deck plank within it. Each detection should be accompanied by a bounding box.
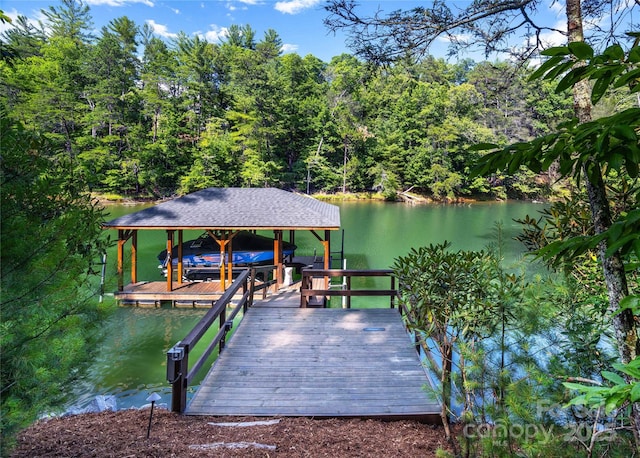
[186,307,440,421]
[114,281,224,306]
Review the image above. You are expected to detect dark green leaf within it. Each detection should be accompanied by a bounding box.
[568,41,594,60]
[592,73,612,104]
[468,143,499,151]
[541,46,570,57]
[529,55,564,81]
[556,66,588,92]
[613,68,640,89]
[624,157,640,178]
[547,60,574,83]
[602,44,624,61]
[605,233,639,257]
[602,370,626,385]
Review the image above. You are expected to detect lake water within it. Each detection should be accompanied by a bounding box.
[68,200,546,411]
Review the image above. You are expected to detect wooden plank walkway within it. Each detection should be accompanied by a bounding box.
[186,307,440,422]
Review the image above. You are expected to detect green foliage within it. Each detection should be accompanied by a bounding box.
[0,4,571,198]
[563,296,640,415]
[564,357,640,414]
[0,115,113,452]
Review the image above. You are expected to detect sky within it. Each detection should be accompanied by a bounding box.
[0,0,617,63]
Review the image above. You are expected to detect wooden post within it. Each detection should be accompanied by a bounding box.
[220,240,227,291]
[177,230,183,285]
[227,231,233,287]
[167,345,187,413]
[219,308,227,353]
[274,230,283,289]
[324,230,331,269]
[117,230,125,291]
[300,272,309,308]
[166,230,174,292]
[131,230,137,284]
[323,230,331,291]
[391,276,396,309]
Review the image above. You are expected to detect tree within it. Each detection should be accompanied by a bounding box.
[325,0,639,438]
[473,38,640,444]
[0,115,111,452]
[393,242,496,440]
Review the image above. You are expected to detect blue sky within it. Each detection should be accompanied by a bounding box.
[0,0,613,63]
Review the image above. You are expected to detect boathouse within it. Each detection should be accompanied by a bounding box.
[104,187,441,421]
[103,187,341,305]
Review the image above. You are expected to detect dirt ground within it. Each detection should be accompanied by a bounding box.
[11,408,453,457]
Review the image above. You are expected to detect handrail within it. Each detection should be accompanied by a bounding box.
[300,268,398,309]
[166,269,254,413]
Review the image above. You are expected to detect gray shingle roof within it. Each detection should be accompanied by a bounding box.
[103,188,341,230]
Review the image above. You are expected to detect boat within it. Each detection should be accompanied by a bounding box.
[157,231,296,280]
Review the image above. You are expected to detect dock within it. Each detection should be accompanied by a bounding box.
[114,281,224,307]
[162,269,441,423]
[186,306,439,421]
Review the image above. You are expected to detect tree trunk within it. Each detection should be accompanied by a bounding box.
[566,0,639,443]
[440,340,458,453]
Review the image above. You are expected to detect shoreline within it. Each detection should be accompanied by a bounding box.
[92,190,548,206]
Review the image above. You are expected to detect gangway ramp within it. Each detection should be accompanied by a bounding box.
[186,307,440,421]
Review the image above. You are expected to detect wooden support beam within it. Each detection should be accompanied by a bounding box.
[131,230,138,284]
[323,230,331,289]
[177,230,183,285]
[117,230,125,291]
[207,230,238,291]
[116,229,136,291]
[324,230,331,270]
[166,230,174,292]
[227,234,233,286]
[273,230,283,289]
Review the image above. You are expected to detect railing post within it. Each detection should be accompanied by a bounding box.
[248,268,256,310]
[219,308,227,352]
[391,276,396,309]
[167,344,187,413]
[300,271,309,308]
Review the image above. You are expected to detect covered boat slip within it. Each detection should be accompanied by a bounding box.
[105,188,440,421]
[187,307,440,421]
[103,188,341,301]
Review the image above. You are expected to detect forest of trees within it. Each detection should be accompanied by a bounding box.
[1,0,576,202]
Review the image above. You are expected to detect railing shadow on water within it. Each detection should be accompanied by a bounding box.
[165,265,275,413]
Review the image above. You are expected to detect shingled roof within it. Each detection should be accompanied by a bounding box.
[103,188,341,230]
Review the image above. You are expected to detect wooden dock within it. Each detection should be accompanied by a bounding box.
[115,281,226,307]
[186,307,440,421]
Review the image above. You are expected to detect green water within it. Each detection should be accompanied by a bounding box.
[70,200,546,411]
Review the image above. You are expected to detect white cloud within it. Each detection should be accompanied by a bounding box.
[1,8,48,35]
[547,0,565,18]
[274,0,321,15]
[281,43,298,53]
[87,0,154,6]
[146,19,177,39]
[538,28,566,49]
[0,9,20,34]
[203,25,229,43]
